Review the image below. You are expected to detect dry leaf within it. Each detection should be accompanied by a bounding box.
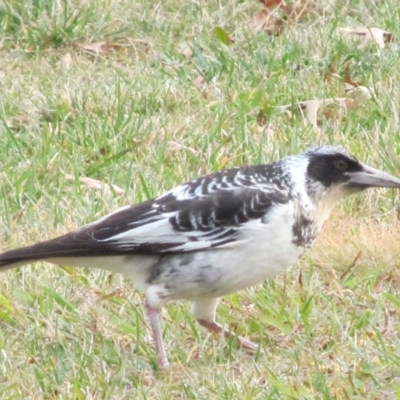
[323,59,338,82]
[167,141,197,154]
[81,41,122,56]
[316,335,332,350]
[344,85,372,99]
[249,9,285,35]
[6,114,30,131]
[259,0,283,7]
[141,371,156,386]
[193,75,205,88]
[177,45,193,58]
[340,27,393,49]
[297,99,321,127]
[58,53,73,70]
[251,0,318,36]
[278,95,367,127]
[280,0,319,21]
[65,174,124,195]
[343,61,359,87]
[323,59,363,88]
[342,98,359,111]
[249,9,269,32]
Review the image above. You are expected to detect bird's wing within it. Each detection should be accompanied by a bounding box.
[0,168,290,265]
[77,174,290,254]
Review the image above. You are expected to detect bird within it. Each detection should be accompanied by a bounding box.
[1,145,400,369]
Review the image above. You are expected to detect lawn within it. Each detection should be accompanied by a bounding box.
[1,0,400,398]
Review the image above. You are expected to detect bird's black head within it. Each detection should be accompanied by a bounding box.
[304,146,400,199]
[306,147,362,190]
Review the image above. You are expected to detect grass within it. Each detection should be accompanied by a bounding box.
[1,0,400,398]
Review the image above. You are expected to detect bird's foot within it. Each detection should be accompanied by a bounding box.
[197,319,259,353]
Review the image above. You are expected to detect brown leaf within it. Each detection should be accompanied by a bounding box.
[180,48,193,58]
[65,174,124,195]
[316,335,332,350]
[58,53,73,70]
[280,0,319,21]
[323,59,338,82]
[343,61,359,87]
[193,75,205,88]
[167,141,197,154]
[344,85,372,101]
[342,98,359,112]
[141,371,156,386]
[251,0,319,35]
[323,58,363,88]
[81,41,122,56]
[259,0,283,7]
[176,44,193,58]
[340,27,393,49]
[249,9,285,35]
[6,114,30,131]
[297,99,321,127]
[249,9,269,32]
[279,95,366,127]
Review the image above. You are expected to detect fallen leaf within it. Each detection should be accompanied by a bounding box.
[65,174,124,195]
[176,44,193,58]
[323,59,338,82]
[251,0,321,36]
[249,9,285,35]
[344,85,372,100]
[278,94,367,127]
[280,0,319,21]
[297,99,321,127]
[167,141,197,154]
[340,27,393,49]
[322,58,364,89]
[193,75,205,88]
[249,9,269,32]
[343,61,359,87]
[259,0,283,7]
[213,26,233,45]
[58,53,73,70]
[141,371,156,386]
[81,41,122,56]
[6,114,30,131]
[316,335,332,350]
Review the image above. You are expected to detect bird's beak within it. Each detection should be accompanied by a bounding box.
[347,164,400,189]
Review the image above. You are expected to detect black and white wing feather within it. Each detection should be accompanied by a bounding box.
[0,165,291,266]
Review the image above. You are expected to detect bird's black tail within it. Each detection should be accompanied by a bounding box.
[0,241,63,271]
[0,248,37,271]
[0,230,132,272]
[0,233,100,271]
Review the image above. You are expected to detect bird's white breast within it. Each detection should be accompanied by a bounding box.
[149,201,311,301]
[201,201,307,296]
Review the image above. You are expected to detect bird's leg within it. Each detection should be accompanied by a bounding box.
[192,298,258,352]
[145,300,169,369]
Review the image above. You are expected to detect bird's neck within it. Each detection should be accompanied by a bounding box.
[293,185,337,232]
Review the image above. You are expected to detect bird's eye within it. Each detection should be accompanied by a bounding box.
[334,159,348,171]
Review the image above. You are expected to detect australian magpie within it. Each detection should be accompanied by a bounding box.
[1,145,400,368]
